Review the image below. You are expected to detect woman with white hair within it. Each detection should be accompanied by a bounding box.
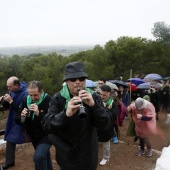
[127,97,156,157]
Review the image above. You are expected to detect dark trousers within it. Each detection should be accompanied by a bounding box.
[114,124,119,137]
[6,141,16,164]
[33,143,53,170]
[139,137,151,151]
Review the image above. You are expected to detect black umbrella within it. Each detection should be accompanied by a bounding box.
[109,80,128,88]
[163,76,170,81]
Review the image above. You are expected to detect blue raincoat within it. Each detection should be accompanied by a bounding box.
[4,81,28,144]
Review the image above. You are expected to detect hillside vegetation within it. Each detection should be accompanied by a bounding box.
[0,27,170,95]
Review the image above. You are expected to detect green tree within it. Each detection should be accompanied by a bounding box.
[152,22,170,44]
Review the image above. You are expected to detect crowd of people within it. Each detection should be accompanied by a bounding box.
[0,61,170,170]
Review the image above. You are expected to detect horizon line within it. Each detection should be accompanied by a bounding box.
[0,43,105,49]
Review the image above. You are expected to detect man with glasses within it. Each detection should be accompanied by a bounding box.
[41,61,112,170]
[95,77,106,94]
[98,77,106,87]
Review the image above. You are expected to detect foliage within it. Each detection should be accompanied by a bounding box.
[0,33,170,95]
[152,22,170,44]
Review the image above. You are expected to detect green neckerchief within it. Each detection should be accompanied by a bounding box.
[26,92,47,120]
[60,84,94,109]
[105,97,113,107]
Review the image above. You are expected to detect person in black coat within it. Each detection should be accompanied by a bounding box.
[97,85,117,166]
[41,62,112,170]
[147,84,161,120]
[15,81,53,170]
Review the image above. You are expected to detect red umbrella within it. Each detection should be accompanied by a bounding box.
[126,82,138,91]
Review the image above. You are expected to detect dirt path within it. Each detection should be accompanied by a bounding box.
[0,112,169,170]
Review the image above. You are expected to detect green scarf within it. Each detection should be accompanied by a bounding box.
[26,92,47,120]
[60,84,94,109]
[105,97,113,107]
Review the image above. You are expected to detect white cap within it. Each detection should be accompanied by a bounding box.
[135,97,147,109]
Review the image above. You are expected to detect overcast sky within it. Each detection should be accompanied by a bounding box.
[0,0,169,47]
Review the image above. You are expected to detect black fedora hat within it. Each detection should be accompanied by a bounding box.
[63,62,88,81]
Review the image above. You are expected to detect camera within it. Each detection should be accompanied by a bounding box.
[78,105,87,119]
[27,109,31,114]
[21,109,32,123]
[0,96,4,104]
[150,88,155,93]
[77,87,87,120]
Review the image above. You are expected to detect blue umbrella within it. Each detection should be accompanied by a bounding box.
[85,79,96,87]
[127,78,145,86]
[137,82,160,89]
[144,73,163,81]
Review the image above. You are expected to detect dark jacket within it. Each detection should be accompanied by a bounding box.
[149,92,160,113]
[97,100,118,142]
[41,92,112,170]
[122,91,130,107]
[15,95,51,147]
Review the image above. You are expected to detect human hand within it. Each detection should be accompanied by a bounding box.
[66,96,81,117]
[127,106,131,112]
[95,87,101,93]
[0,96,4,102]
[150,88,155,93]
[29,104,39,116]
[79,90,95,107]
[137,114,142,120]
[21,108,30,118]
[4,94,13,103]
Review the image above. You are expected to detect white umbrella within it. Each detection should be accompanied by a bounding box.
[144,73,163,81]
[106,81,119,90]
[94,81,118,90]
[137,82,161,89]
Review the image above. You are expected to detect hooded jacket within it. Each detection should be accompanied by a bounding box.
[4,81,28,144]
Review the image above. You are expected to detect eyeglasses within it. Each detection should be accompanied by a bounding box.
[69,77,86,82]
[150,86,155,88]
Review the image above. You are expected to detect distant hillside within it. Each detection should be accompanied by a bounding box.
[0,45,94,57]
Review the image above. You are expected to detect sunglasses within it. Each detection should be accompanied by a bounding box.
[150,86,155,88]
[69,77,86,82]
[98,83,104,85]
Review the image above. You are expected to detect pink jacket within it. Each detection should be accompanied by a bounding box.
[130,102,156,138]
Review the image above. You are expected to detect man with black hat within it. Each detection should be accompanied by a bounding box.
[41,61,112,170]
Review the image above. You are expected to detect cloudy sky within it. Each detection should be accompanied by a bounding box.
[0,0,169,47]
